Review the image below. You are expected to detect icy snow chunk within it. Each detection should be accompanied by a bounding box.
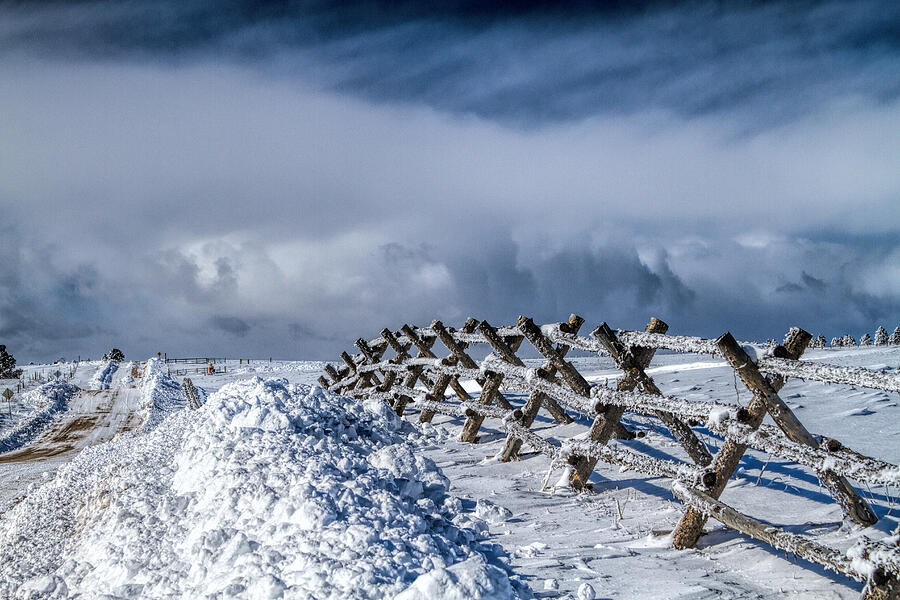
[514,542,548,558]
[475,499,513,524]
[576,582,596,600]
[708,407,731,427]
[543,578,559,590]
[395,555,515,600]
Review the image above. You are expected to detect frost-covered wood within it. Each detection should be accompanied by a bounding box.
[517,316,593,397]
[672,482,870,583]
[709,420,900,486]
[595,320,711,467]
[401,324,469,401]
[329,314,900,590]
[459,321,525,443]
[717,332,877,527]
[757,357,900,394]
[616,330,724,355]
[673,327,811,549]
[501,315,582,462]
[569,318,669,487]
[182,378,202,410]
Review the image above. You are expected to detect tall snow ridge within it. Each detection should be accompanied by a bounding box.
[0,378,523,599]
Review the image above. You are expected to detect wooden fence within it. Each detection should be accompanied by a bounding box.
[320,315,900,600]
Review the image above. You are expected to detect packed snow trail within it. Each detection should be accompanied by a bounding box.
[0,364,145,511]
[0,388,142,463]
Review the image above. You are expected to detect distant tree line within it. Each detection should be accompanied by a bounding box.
[809,325,900,348]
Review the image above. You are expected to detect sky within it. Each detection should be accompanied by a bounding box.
[1,0,899,362]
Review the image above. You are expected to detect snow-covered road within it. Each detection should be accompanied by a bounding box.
[0,364,144,511]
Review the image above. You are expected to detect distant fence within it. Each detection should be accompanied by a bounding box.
[321,315,900,600]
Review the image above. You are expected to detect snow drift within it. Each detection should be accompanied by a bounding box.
[0,380,79,454]
[0,376,524,599]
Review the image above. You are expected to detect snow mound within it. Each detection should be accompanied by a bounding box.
[139,357,186,431]
[0,377,525,599]
[395,555,515,600]
[0,380,79,453]
[89,359,119,390]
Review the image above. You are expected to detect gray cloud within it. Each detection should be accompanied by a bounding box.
[209,315,251,337]
[0,1,897,362]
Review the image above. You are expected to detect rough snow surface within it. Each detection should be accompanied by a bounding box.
[88,359,119,390]
[0,380,79,453]
[0,376,526,599]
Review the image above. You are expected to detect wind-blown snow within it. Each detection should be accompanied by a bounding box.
[0,376,526,599]
[88,359,119,390]
[0,380,79,454]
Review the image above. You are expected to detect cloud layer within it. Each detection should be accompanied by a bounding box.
[1,1,898,361]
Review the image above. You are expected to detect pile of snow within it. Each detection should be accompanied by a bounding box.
[138,357,186,431]
[0,377,526,599]
[88,359,119,390]
[0,380,79,453]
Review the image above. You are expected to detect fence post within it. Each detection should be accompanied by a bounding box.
[182,378,202,410]
[417,318,480,422]
[717,332,877,526]
[497,315,583,461]
[671,327,873,549]
[567,318,671,487]
[458,320,524,443]
[593,321,711,467]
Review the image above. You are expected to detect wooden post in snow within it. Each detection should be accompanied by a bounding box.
[498,315,583,462]
[382,327,436,415]
[593,321,711,467]
[458,320,525,443]
[182,378,202,410]
[567,317,671,488]
[673,327,875,549]
[715,332,876,527]
[418,318,481,423]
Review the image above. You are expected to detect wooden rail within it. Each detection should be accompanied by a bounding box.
[321,316,900,599]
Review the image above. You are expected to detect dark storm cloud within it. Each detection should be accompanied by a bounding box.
[209,315,251,337]
[0,0,898,362]
[2,0,898,126]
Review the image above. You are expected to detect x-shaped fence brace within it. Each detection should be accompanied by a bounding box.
[321,315,900,599]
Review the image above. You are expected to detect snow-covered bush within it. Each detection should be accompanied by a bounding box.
[842,334,856,346]
[831,337,842,347]
[860,333,872,346]
[890,326,900,345]
[874,326,888,346]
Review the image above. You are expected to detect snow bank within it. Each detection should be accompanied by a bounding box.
[89,359,119,390]
[139,357,186,431]
[0,377,526,599]
[0,380,79,453]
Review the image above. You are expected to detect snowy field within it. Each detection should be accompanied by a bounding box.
[0,346,898,599]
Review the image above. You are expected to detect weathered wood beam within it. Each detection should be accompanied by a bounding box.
[517,316,592,397]
[673,329,808,549]
[717,332,876,527]
[414,318,480,419]
[597,321,711,466]
[457,320,527,442]
[501,315,584,461]
[401,324,470,402]
[672,482,870,584]
[569,317,670,488]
